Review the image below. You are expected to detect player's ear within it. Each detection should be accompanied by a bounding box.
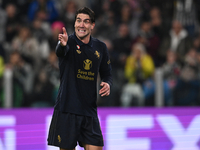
[91,23,95,30]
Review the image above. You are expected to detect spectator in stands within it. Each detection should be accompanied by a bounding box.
[11,25,41,72]
[118,2,144,40]
[44,51,60,102]
[94,0,117,40]
[28,0,59,23]
[31,51,60,107]
[108,0,122,20]
[31,18,50,63]
[132,19,160,66]
[173,0,199,37]
[118,2,134,25]
[2,0,31,22]
[143,50,181,106]
[121,43,155,106]
[32,17,50,40]
[147,0,174,30]
[159,20,193,65]
[6,51,34,107]
[126,0,150,39]
[33,16,52,38]
[89,0,104,19]
[5,3,21,43]
[111,23,132,95]
[31,69,54,107]
[174,48,200,105]
[2,0,200,108]
[59,0,77,35]
[112,23,132,69]
[149,7,166,40]
[48,21,65,52]
[162,50,181,105]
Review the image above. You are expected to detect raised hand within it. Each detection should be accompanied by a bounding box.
[99,82,110,97]
[58,27,68,46]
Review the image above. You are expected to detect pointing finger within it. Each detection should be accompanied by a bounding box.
[62,27,67,35]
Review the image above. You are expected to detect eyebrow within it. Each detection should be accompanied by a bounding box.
[76,17,91,21]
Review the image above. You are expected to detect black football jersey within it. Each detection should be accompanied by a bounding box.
[55,33,112,117]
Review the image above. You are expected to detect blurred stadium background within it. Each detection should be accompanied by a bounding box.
[0,0,200,149]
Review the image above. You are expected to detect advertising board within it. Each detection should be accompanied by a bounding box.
[0,108,200,150]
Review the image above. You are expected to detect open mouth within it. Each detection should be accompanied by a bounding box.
[78,29,86,33]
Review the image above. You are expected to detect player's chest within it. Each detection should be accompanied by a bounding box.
[71,44,102,68]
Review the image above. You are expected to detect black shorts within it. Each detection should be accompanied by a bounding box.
[47,110,104,149]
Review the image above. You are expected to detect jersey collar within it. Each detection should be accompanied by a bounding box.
[73,32,93,47]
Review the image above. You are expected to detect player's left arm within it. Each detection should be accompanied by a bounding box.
[99,43,112,97]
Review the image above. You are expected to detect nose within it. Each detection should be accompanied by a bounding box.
[80,21,84,27]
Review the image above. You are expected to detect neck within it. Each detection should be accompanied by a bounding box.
[75,33,90,44]
[79,37,90,44]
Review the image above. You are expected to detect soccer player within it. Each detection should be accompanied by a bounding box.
[47,7,112,150]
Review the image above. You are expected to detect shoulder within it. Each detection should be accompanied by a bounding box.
[92,37,106,48]
[67,34,76,44]
[68,34,75,40]
[91,37,108,55]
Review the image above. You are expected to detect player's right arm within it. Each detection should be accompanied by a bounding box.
[55,27,69,57]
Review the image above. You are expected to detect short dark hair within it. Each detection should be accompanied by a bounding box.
[75,7,95,23]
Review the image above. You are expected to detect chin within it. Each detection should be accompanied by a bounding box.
[77,33,89,39]
[79,35,86,39]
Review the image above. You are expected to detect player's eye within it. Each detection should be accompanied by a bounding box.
[84,19,91,24]
[76,19,81,23]
[76,18,91,24]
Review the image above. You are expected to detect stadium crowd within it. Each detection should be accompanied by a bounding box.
[0,0,200,107]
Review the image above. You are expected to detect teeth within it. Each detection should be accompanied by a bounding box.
[79,30,85,32]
